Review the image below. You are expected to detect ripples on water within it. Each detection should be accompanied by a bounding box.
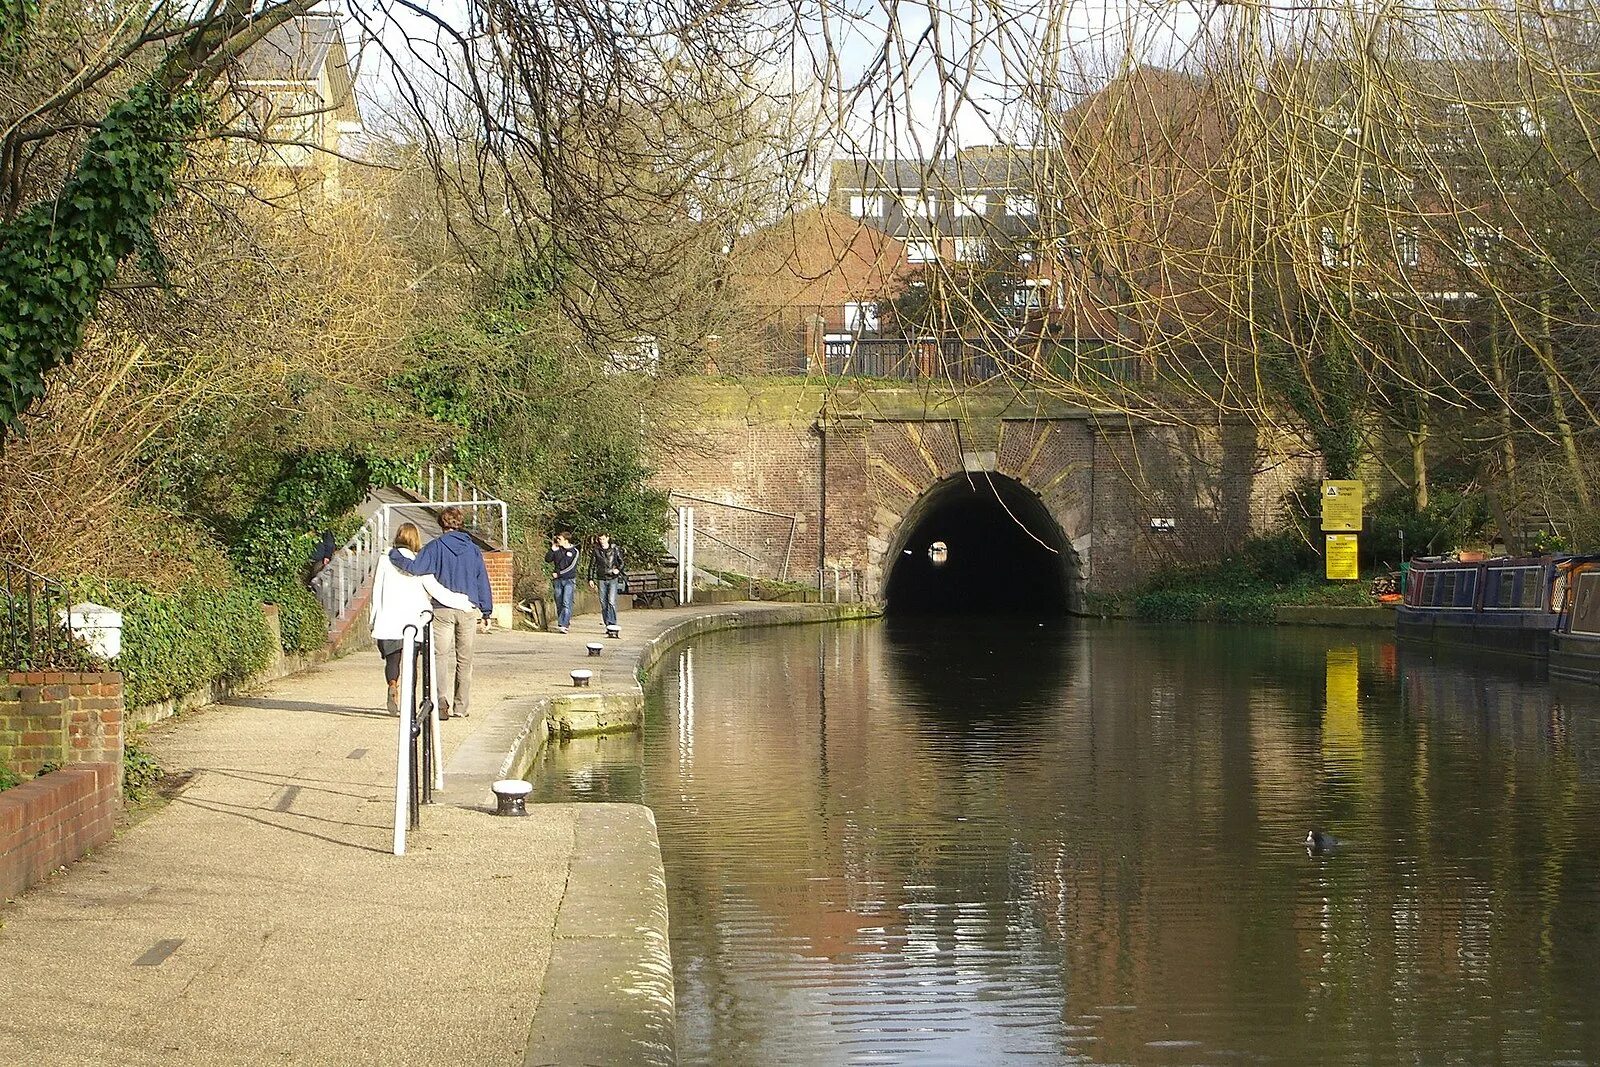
[531,618,1600,1065]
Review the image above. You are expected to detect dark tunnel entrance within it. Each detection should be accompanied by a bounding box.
[883,473,1076,615]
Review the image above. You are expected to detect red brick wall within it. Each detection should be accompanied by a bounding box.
[484,551,514,627]
[650,384,1316,602]
[1,671,125,783]
[0,763,118,900]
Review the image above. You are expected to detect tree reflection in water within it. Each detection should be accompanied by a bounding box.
[534,621,1600,1066]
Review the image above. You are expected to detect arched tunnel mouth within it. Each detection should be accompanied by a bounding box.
[884,473,1075,616]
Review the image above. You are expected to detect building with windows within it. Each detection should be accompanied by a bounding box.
[726,206,911,373]
[228,15,363,202]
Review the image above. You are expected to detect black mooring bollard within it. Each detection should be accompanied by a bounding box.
[492,779,532,816]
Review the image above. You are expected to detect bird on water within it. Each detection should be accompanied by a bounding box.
[1306,829,1338,854]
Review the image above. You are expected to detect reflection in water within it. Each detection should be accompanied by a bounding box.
[533,621,1600,1066]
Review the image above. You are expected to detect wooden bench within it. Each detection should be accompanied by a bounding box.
[626,570,679,608]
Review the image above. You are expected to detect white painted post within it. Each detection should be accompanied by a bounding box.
[676,507,687,604]
[393,625,417,856]
[685,507,695,605]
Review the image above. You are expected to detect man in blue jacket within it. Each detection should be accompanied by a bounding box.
[389,507,492,718]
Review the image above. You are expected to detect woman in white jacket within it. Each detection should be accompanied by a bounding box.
[370,523,473,713]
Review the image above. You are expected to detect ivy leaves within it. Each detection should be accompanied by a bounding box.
[0,81,204,429]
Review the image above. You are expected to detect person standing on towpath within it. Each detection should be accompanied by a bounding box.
[587,531,626,639]
[388,506,493,718]
[546,530,580,634]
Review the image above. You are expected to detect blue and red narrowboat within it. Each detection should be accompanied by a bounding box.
[1396,554,1572,658]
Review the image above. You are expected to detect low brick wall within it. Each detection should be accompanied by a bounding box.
[0,762,119,900]
[485,551,514,630]
[1,671,125,783]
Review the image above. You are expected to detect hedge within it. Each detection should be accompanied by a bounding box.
[77,572,330,709]
[262,580,329,655]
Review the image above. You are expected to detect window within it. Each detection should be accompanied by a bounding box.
[1442,103,1472,148]
[1319,226,1350,269]
[1016,239,1038,264]
[1329,105,1360,138]
[843,301,880,334]
[1051,237,1084,260]
[901,194,937,219]
[953,237,986,263]
[953,194,988,218]
[1396,228,1420,268]
[1011,281,1045,309]
[1004,194,1037,218]
[607,335,661,375]
[1462,226,1501,268]
[906,240,938,264]
[848,193,885,218]
[1501,105,1539,139]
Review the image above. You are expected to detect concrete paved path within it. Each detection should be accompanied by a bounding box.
[0,601,873,1066]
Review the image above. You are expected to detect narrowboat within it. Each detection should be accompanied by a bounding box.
[1396,555,1571,658]
[1551,556,1600,683]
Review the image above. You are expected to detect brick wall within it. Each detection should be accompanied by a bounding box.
[1,671,125,784]
[0,763,118,900]
[484,551,514,629]
[651,382,1317,602]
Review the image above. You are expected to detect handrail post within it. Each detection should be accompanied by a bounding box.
[394,624,417,856]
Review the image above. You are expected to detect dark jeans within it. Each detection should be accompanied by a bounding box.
[553,578,576,628]
[598,578,622,629]
[377,639,419,685]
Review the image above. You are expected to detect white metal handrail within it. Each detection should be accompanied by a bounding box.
[309,464,511,622]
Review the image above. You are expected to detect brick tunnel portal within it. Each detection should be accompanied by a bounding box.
[883,473,1077,615]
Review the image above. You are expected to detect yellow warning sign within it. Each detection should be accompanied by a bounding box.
[1326,533,1360,580]
[1321,479,1363,531]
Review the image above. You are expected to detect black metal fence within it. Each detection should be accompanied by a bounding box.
[1,559,86,672]
[820,336,1141,385]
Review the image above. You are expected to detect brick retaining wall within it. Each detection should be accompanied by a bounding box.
[0,763,119,900]
[1,671,125,782]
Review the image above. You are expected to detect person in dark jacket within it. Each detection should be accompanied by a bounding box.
[389,507,492,718]
[546,530,580,633]
[587,532,626,638]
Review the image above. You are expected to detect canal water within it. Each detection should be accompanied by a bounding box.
[531,619,1600,1065]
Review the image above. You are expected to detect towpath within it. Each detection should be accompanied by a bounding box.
[0,601,871,1066]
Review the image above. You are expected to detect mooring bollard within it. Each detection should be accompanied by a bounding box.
[570,669,593,687]
[491,779,532,816]
[586,642,603,657]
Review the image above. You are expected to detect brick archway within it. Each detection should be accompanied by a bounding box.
[880,471,1082,612]
[858,419,1094,609]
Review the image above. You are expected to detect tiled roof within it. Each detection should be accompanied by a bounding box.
[238,15,342,82]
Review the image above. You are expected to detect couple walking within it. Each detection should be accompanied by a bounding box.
[369,507,493,718]
[545,530,625,637]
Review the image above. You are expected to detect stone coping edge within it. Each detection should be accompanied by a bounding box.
[634,602,882,684]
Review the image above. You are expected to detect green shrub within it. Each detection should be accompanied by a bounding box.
[261,580,329,655]
[1241,529,1319,585]
[76,576,275,708]
[1365,486,1489,565]
[1133,588,1206,621]
[123,730,162,802]
[0,766,20,793]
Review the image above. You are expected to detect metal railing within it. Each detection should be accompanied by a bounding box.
[393,614,443,856]
[1,560,86,671]
[820,336,1140,385]
[309,464,511,622]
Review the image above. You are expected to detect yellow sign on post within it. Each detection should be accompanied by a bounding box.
[1326,533,1360,580]
[1321,480,1364,531]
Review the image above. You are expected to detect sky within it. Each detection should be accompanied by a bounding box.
[348,0,1217,159]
